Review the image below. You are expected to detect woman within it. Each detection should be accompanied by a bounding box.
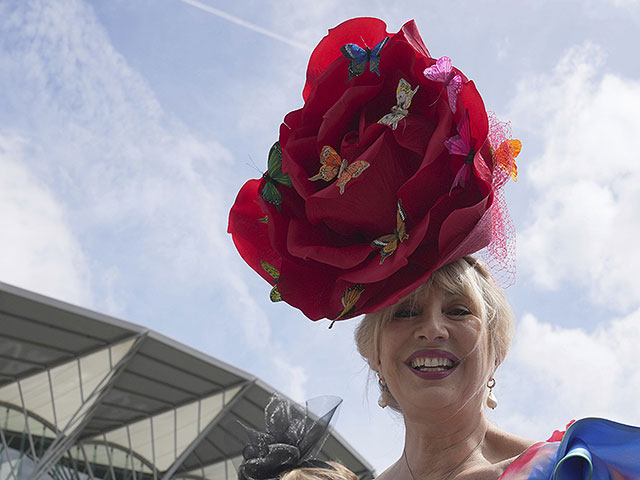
[355,256,526,479]
[356,257,640,479]
[229,17,640,479]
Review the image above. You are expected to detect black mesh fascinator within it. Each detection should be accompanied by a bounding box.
[237,395,342,480]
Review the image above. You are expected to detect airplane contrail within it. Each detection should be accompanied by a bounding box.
[179,0,312,52]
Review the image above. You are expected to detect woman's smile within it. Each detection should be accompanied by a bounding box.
[406,349,460,379]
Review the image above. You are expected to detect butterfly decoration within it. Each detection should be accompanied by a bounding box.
[378,78,420,130]
[444,110,485,193]
[492,139,522,181]
[260,260,282,302]
[371,199,409,264]
[423,56,463,113]
[308,145,343,182]
[332,284,365,325]
[261,142,292,210]
[335,158,370,194]
[340,37,389,81]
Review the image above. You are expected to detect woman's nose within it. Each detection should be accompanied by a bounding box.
[414,311,449,341]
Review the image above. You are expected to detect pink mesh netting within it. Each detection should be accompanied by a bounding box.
[477,111,517,287]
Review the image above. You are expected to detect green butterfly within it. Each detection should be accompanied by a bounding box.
[260,260,282,302]
[261,142,292,209]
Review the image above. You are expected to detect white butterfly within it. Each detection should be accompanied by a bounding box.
[378,78,419,130]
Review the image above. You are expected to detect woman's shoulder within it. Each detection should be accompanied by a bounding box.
[484,424,535,465]
[373,461,401,480]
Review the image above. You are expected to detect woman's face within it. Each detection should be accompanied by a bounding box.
[377,283,492,417]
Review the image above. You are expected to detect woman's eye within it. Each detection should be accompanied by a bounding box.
[447,307,472,317]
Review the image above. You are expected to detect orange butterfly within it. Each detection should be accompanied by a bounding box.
[309,145,343,182]
[493,139,522,181]
[336,158,370,194]
[371,199,409,263]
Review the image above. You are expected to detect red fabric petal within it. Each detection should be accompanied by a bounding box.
[228,180,280,284]
[304,18,389,101]
[286,218,373,269]
[395,19,431,59]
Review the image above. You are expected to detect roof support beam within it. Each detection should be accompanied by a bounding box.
[159,380,255,480]
[30,333,147,480]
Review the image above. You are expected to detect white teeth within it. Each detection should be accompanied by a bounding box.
[410,357,454,369]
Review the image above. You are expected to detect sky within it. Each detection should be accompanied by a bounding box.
[1,0,640,473]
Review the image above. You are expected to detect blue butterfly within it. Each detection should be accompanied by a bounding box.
[340,36,389,81]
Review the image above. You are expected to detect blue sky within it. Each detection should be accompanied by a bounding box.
[1,0,640,472]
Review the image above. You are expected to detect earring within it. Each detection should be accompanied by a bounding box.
[378,377,388,409]
[486,377,498,409]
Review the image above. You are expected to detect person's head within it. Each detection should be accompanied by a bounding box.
[237,395,351,480]
[354,256,513,415]
[281,462,359,480]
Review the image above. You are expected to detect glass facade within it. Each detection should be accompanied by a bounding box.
[0,339,241,480]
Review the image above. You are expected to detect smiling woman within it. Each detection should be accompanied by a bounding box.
[356,257,529,479]
[228,16,640,480]
[356,257,640,480]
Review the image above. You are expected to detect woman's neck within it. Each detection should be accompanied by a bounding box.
[401,403,490,480]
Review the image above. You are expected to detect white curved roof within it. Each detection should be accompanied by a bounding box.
[0,281,374,480]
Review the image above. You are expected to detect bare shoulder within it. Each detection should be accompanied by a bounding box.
[484,424,535,464]
[460,428,536,480]
[374,460,402,480]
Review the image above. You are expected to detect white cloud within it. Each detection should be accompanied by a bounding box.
[0,133,92,305]
[510,44,640,311]
[608,0,640,6]
[0,0,309,399]
[495,311,640,440]
[272,356,308,401]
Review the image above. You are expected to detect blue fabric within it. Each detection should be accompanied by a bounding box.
[553,418,640,479]
[523,418,640,479]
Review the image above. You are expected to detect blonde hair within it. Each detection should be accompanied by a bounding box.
[354,257,514,410]
[281,462,359,480]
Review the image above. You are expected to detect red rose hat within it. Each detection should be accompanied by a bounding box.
[228,17,521,322]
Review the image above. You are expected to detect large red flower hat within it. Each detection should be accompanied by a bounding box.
[228,17,520,322]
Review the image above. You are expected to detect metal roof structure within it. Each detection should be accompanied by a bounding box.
[0,281,375,480]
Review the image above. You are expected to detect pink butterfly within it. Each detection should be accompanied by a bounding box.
[423,56,462,113]
[444,110,486,193]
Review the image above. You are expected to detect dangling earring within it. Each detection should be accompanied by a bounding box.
[486,377,498,409]
[378,377,388,408]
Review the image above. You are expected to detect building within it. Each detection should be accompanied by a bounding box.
[0,281,375,480]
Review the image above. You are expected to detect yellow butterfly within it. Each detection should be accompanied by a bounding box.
[260,260,282,302]
[309,145,343,182]
[333,284,364,323]
[378,78,420,130]
[371,199,409,263]
[493,139,522,181]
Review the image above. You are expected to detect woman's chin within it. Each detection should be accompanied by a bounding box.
[401,395,467,419]
[397,380,484,417]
